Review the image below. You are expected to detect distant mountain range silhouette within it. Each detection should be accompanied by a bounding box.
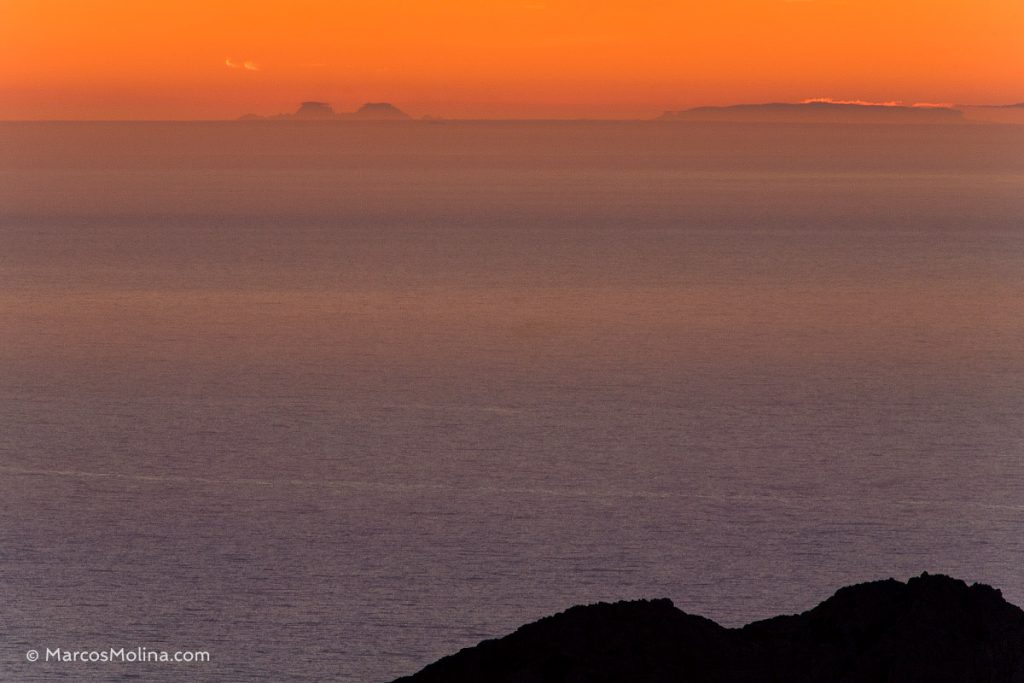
[392,573,1024,682]
[240,101,411,121]
[660,102,965,124]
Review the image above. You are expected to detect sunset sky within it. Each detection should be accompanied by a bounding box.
[1,0,1021,119]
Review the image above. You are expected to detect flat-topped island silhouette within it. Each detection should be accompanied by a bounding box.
[240,101,411,121]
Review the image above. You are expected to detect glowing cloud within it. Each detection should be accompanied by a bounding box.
[225,58,260,71]
[802,98,954,109]
[803,97,901,107]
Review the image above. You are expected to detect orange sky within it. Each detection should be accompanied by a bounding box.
[1,0,1021,119]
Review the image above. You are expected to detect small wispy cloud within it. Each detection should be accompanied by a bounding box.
[803,97,901,107]
[803,97,953,109]
[225,58,260,71]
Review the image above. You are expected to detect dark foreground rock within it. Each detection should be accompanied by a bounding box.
[392,573,1024,683]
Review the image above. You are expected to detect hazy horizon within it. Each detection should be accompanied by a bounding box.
[3,97,1024,122]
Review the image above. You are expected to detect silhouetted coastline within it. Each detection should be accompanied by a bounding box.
[393,573,1024,682]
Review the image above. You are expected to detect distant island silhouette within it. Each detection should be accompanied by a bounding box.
[392,573,1024,682]
[240,101,411,121]
[660,101,965,124]
[232,100,1024,124]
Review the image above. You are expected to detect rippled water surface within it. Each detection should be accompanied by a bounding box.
[1,121,1023,681]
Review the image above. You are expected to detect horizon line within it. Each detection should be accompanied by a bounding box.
[4,99,1022,124]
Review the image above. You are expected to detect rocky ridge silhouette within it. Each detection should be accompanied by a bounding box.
[393,573,1024,683]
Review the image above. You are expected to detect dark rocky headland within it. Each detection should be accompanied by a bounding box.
[393,573,1024,682]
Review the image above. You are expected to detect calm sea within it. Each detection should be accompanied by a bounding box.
[1,121,1022,681]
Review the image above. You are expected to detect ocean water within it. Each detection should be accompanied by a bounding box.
[1,121,1022,681]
